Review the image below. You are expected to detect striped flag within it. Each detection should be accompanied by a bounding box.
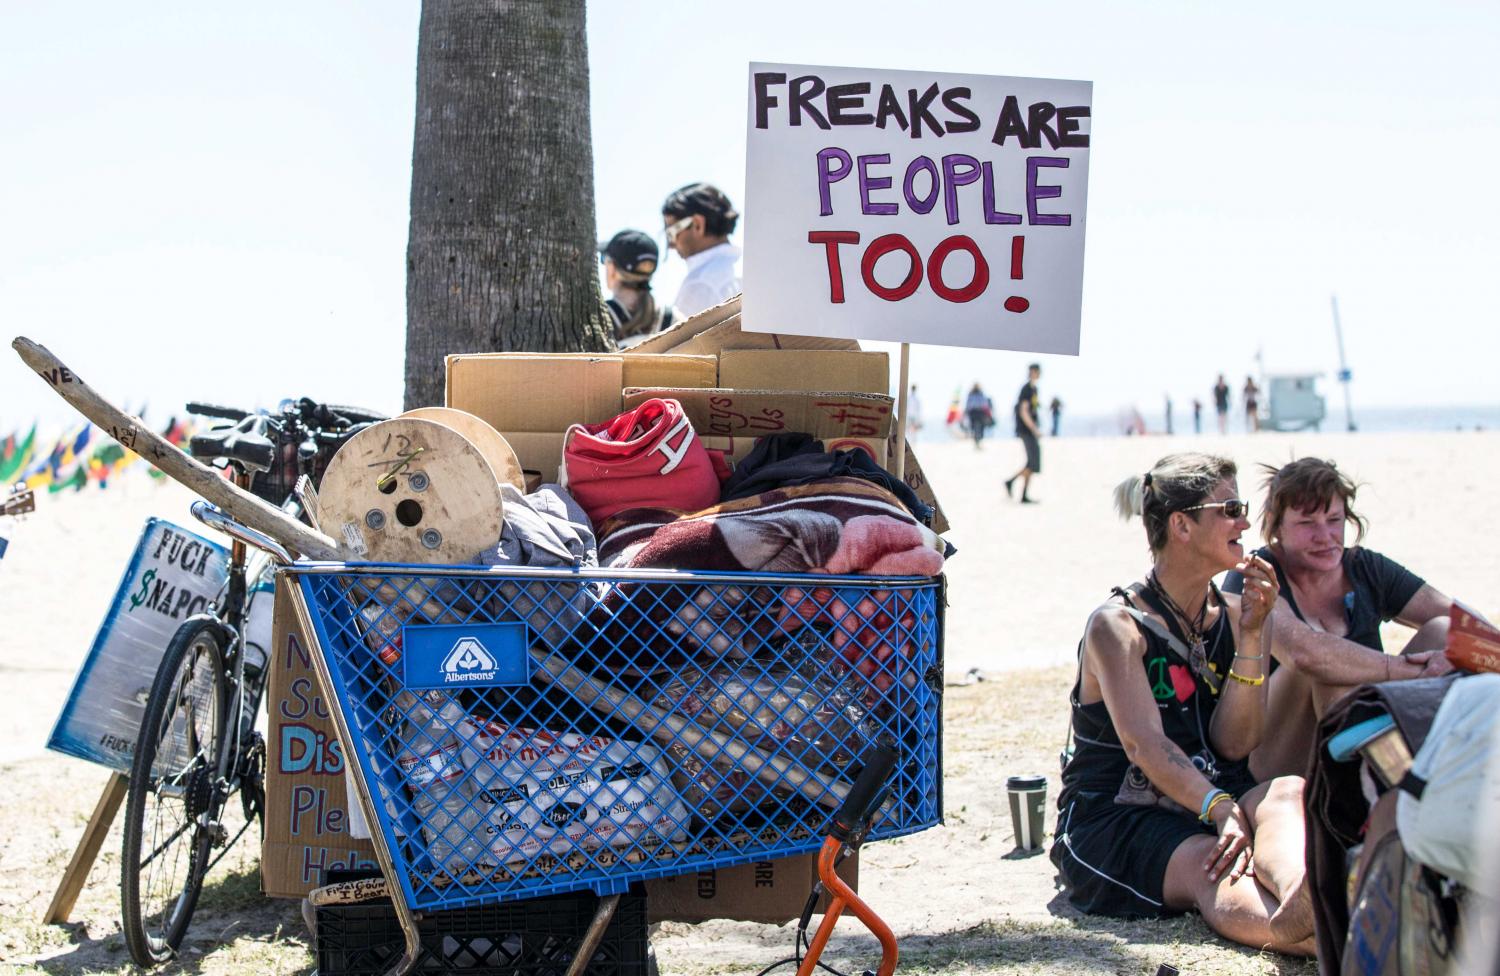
[0,424,38,483]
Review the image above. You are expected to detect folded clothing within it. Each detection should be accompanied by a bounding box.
[598,477,946,577]
[561,398,723,527]
[722,432,934,527]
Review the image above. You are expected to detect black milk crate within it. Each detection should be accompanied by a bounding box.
[315,887,648,976]
[287,564,943,918]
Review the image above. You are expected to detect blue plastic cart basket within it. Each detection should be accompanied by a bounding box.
[285,563,943,937]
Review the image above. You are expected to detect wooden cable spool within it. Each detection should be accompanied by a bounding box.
[317,417,504,564]
[399,407,524,492]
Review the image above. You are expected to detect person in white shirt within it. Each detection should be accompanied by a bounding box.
[661,183,741,318]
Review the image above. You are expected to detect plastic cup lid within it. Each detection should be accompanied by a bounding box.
[1006,774,1047,790]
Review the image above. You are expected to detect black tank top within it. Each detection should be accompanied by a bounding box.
[1060,583,1242,805]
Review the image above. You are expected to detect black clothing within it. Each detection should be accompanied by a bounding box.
[1222,546,1425,656]
[1052,584,1256,918]
[1018,428,1041,472]
[1015,382,1039,435]
[1213,382,1230,413]
[605,298,674,344]
[719,432,937,530]
[1307,675,1460,969]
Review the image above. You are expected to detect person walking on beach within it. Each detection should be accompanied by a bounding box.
[1165,395,1174,436]
[661,183,741,317]
[1243,376,1261,433]
[599,230,675,347]
[1193,398,1203,435]
[1213,375,1230,435]
[1049,396,1063,437]
[1005,364,1042,503]
[907,384,923,439]
[963,383,992,448]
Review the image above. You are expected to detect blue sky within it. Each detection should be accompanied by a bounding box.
[3,1,1496,430]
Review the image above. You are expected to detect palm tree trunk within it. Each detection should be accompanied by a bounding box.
[404,0,612,410]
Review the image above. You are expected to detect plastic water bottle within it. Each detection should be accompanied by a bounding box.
[395,693,485,876]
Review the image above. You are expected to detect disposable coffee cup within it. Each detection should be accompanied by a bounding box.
[1006,774,1048,851]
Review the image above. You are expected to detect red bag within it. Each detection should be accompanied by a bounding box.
[561,398,723,527]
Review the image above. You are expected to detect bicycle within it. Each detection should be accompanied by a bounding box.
[120,397,383,966]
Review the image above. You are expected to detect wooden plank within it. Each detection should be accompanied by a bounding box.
[45,772,128,924]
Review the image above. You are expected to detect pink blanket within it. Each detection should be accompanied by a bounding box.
[597,477,945,576]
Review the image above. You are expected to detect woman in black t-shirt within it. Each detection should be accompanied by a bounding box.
[1052,453,1314,955]
[1222,457,1457,779]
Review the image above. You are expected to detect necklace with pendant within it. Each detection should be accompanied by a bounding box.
[1148,570,1218,689]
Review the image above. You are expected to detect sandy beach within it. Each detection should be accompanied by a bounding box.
[1,429,1494,973]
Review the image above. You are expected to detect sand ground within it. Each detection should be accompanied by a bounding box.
[2,430,1493,973]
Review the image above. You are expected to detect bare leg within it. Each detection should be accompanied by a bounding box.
[1400,616,1449,655]
[1238,777,1315,945]
[1163,835,1314,956]
[1249,666,1318,780]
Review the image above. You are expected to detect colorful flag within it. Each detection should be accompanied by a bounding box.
[0,424,38,483]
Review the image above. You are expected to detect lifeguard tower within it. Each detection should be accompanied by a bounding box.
[1265,373,1327,431]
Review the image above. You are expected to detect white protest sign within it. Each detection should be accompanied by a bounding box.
[743,63,1091,354]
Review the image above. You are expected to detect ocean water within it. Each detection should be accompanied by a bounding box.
[910,403,1500,440]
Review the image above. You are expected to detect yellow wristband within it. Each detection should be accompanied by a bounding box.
[1204,791,1233,822]
[1227,668,1265,687]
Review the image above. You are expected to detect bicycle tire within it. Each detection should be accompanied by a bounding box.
[121,617,228,966]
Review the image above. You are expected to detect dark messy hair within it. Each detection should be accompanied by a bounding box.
[662,183,740,237]
[1258,457,1367,545]
[1114,452,1238,554]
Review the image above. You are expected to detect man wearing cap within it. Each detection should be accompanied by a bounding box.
[600,229,675,348]
[661,183,742,318]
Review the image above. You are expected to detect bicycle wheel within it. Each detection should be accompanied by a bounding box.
[121,617,228,966]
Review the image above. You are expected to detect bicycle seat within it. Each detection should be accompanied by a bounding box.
[190,415,277,474]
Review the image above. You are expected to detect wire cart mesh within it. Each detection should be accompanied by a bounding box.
[286,562,942,954]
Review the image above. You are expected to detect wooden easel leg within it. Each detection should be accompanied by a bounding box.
[44,771,128,925]
[565,893,622,976]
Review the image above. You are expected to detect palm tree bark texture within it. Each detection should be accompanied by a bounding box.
[404,0,613,410]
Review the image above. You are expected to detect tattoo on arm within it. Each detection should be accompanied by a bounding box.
[1163,742,1196,772]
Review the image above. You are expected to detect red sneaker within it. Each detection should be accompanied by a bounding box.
[562,398,722,526]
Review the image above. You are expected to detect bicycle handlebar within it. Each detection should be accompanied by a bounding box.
[830,745,897,843]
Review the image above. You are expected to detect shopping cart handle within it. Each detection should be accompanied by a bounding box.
[831,746,897,842]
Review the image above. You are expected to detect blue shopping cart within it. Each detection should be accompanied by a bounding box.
[284,563,943,973]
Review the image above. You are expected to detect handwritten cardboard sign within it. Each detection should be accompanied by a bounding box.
[744,63,1091,354]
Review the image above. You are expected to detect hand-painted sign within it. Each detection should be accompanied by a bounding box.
[744,63,1091,354]
[46,519,270,771]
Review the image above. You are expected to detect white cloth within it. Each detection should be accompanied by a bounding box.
[1396,673,1500,895]
[673,242,741,318]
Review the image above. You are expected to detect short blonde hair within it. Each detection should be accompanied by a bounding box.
[1114,453,1238,554]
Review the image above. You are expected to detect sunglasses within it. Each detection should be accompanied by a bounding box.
[1182,499,1251,519]
[664,215,695,242]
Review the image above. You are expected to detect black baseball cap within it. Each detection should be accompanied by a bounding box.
[661,183,740,236]
[598,230,659,278]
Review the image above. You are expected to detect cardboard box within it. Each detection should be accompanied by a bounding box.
[446,353,718,483]
[263,576,378,898]
[647,851,858,924]
[702,435,887,470]
[718,350,889,396]
[447,354,624,433]
[624,388,893,440]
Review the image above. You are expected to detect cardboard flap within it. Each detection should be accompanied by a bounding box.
[446,355,624,432]
[629,296,744,354]
[625,388,893,439]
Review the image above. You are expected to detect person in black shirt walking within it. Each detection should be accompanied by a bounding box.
[1212,374,1230,435]
[1005,364,1043,503]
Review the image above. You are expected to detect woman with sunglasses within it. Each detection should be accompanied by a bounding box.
[1223,457,1456,779]
[661,182,741,318]
[1053,453,1314,955]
